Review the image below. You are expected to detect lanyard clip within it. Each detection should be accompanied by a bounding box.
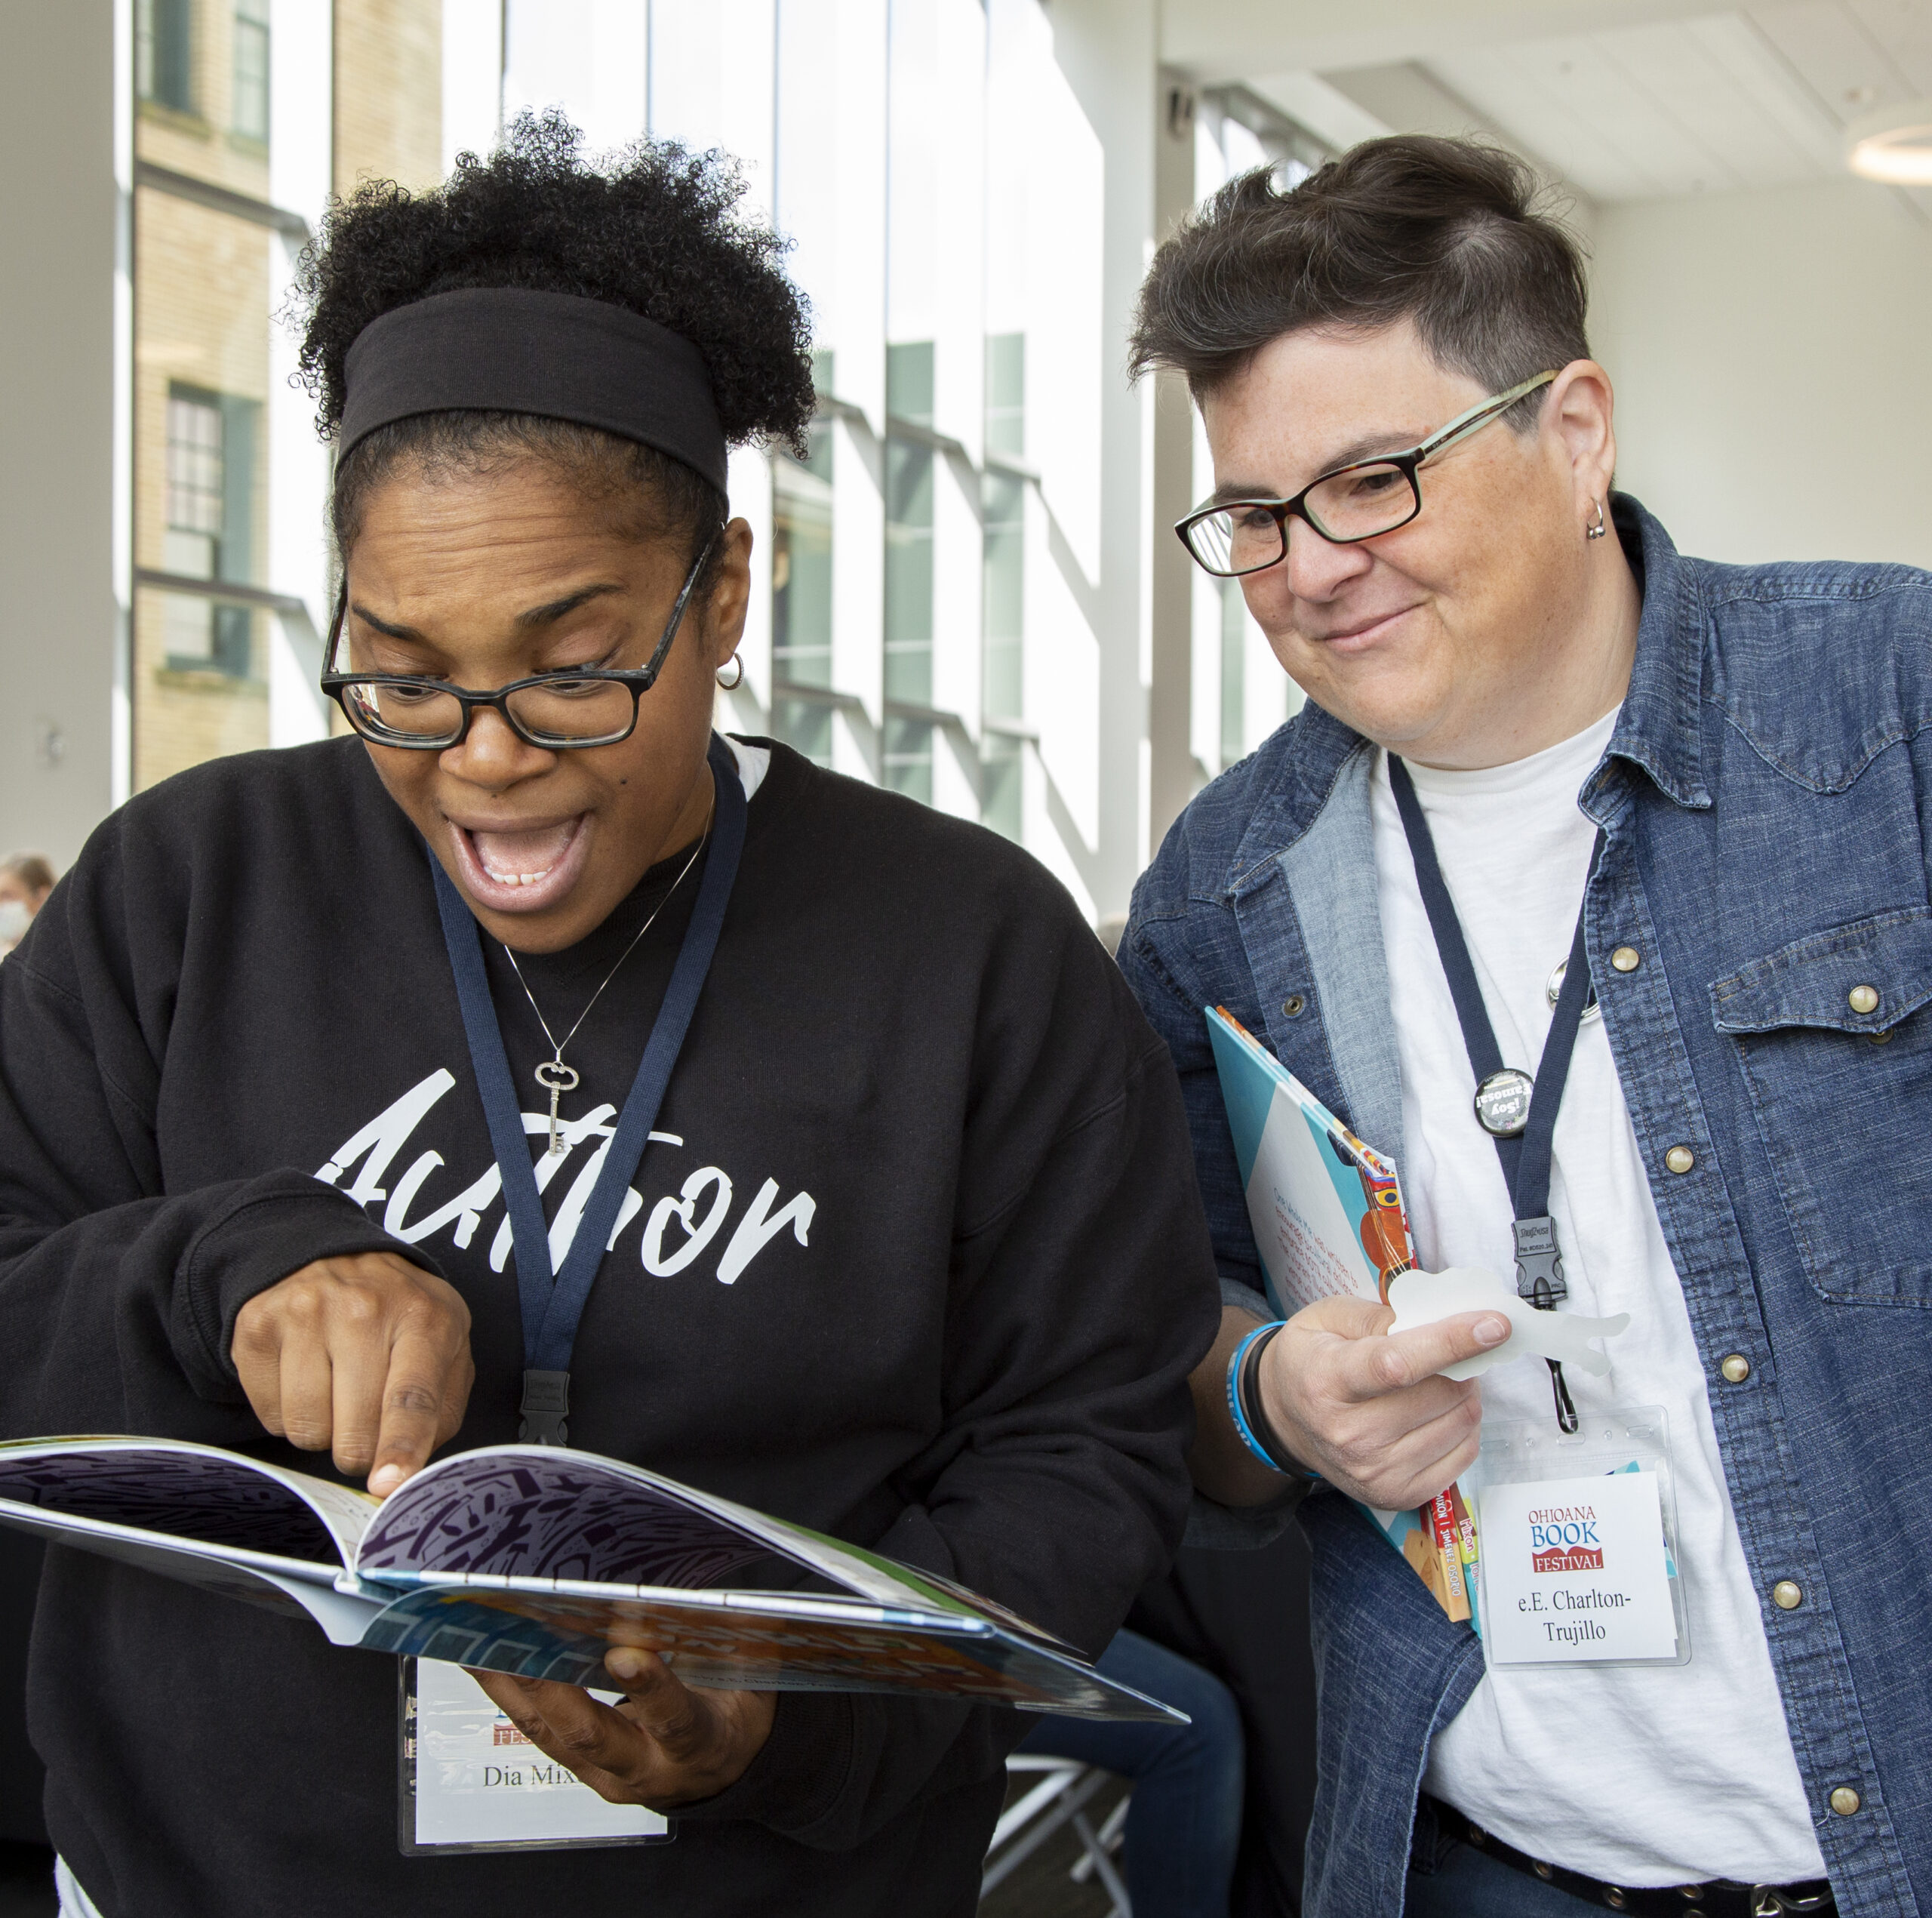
[1512,1216,1568,1311]
[519,1368,571,1446]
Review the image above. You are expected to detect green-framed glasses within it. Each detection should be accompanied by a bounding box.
[1176,371,1558,578]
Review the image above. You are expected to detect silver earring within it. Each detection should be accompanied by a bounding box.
[715,653,744,690]
[1586,500,1607,540]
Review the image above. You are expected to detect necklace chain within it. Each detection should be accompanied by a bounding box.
[501,812,712,1084]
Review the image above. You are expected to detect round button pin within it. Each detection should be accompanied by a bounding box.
[1544,960,1603,1024]
[1610,946,1641,973]
[1665,1145,1696,1174]
[1848,984,1879,1015]
[1772,1580,1803,1610]
[1474,1068,1534,1138]
[1720,1353,1751,1384]
[1830,1787,1861,1816]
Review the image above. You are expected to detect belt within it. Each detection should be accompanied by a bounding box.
[1419,1795,1836,1918]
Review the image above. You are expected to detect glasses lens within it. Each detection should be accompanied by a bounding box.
[343,679,463,744]
[1303,463,1417,542]
[505,676,638,746]
[1187,505,1285,577]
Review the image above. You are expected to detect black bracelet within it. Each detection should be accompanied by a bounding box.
[1235,1322,1312,1477]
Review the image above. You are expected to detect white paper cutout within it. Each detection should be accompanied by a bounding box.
[1386,1266,1631,1381]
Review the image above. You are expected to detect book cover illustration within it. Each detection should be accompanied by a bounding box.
[0,1438,1180,1722]
[1204,1006,1480,1633]
[1205,1007,1414,1313]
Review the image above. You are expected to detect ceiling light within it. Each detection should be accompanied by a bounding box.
[1845,99,1932,183]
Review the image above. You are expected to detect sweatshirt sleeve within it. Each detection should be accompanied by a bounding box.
[684,897,1223,1849]
[0,820,441,1441]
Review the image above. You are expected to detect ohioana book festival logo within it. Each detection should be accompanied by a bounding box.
[1529,1503,1604,1575]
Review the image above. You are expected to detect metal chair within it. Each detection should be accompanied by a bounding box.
[981,1753,1131,1915]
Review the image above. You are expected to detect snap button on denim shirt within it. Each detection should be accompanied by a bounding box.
[1118,497,1932,1918]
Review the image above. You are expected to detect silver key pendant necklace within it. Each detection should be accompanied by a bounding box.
[500,819,712,1157]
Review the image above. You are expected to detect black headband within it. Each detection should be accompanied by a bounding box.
[337,287,728,493]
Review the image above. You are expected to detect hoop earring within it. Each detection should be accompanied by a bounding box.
[715,653,744,690]
[1586,500,1607,541]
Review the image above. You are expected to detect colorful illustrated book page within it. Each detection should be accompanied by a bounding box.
[1205,1006,1414,1312]
[1204,1007,1481,1632]
[0,1438,1181,1723]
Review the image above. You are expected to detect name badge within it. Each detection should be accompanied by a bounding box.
[1470,1408,1690,1670]
[399,1659,675,1855]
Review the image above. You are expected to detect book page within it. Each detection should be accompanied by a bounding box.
[1246,1093,1383,1310]
[354,1447,974,1621]
[355,1449,777,1590]
[0,1439,371,1567]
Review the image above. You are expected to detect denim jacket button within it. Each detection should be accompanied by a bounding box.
[1281,995,1306,1017]
[1665,1145,1696,1174]
[1610,946,1641,973]
[1848,984,1879,1014]
[1830,1786,1862,1816]
[1772,1580,1804,1610]
[1720,1353,1751,1383]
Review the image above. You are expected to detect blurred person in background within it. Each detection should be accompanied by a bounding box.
[0,855,54,956]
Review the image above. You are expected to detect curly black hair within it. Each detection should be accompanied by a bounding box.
[296,112,817,559]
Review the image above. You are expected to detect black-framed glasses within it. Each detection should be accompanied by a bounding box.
[320,530,720,750]
[1176,372,1558,578]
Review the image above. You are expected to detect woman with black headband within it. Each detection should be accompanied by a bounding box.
[0,122,1218,1918]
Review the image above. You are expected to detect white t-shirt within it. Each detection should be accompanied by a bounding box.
[1368,712,1826,1886]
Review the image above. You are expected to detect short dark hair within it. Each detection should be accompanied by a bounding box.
[296,111,817,563]
[1129,135,1589,425]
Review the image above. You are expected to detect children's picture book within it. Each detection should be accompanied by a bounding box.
[1205,1006,1480,1633]
[1207,1005,1414,1313]
[0,1437,1180,1722]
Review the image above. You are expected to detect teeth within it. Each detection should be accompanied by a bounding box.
[481,865,555,886]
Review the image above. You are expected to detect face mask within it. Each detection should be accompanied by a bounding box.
[0,901,31,945]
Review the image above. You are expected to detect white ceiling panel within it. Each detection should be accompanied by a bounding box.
[1840,0,1932,94]
[1687,16,1845,162]
[1432,35,1721,196]
[1426,12,1850,200]
[1747,2,1920,119]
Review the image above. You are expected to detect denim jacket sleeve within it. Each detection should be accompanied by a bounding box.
[1120,796,1312,1549]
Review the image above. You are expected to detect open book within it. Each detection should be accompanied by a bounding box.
[0,1437,1180,1722]
[1206,1006,1481,1631]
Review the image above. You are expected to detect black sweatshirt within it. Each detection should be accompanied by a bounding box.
[0,736,1219,1918]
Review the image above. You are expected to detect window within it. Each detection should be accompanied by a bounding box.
[137,0,195,115]
[772,423,833,693]
[160,386,254,679]
[981,334,1026,839]
[883,342,935,708]
[1219,580,1246,770]
[131,0,442,791]
[232,0,270,143]
[882,342,936,803]
[126,0,1112,897]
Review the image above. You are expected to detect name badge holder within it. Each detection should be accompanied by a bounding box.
[400,734,746,1852]
[1467,1405,1690,1671]
[400,1660,674,1855]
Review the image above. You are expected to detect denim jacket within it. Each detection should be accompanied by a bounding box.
[1118,497,1932,1916]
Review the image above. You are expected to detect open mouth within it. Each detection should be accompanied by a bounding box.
[447,814,590,915]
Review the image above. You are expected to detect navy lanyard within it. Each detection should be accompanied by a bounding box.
[1388,756,1603,1433]
[430,732,747,1444]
